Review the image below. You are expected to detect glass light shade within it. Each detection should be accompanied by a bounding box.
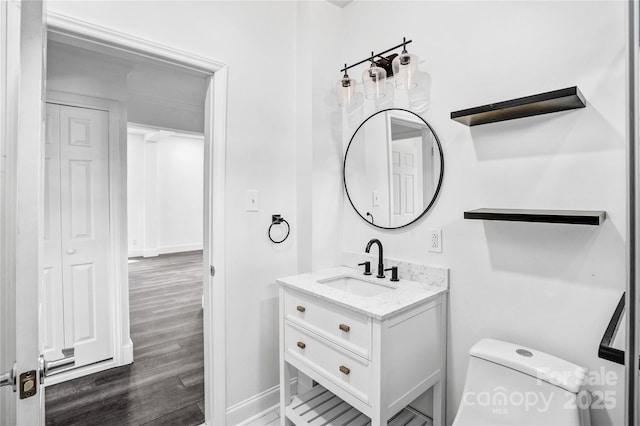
[392,51,418,89]
[362,65,387,99]
[408,71,432,113]
[337,75,357,108]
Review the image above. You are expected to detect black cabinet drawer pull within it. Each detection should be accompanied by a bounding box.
[297,341,306,349]
[296,306,306,313]
[339,365,350,375]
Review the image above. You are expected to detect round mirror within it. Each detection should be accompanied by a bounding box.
[343,108,444,229]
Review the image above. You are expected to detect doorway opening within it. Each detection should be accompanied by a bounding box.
[43,121,207,425]
[40,14,227,425]
[126,124,206,421]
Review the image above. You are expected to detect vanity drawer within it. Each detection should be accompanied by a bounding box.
[284,288,372,359]
[285,321,370,404]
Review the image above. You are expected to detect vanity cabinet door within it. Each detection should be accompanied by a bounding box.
[284,321,371,405]
[284,288,372,359]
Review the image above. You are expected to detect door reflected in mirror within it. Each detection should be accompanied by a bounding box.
[344,108,444,229]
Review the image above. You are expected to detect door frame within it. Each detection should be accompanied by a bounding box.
[46,11,228,425]
[43,92,134,386]
[1,0,25,424]
[12,0,47,424]
[626,1,640,425]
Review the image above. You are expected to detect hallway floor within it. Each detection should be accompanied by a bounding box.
[45,251,205,426]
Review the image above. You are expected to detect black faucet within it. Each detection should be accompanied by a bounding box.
[365,239,385,278]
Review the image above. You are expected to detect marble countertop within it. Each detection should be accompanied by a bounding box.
[276,266,447,320]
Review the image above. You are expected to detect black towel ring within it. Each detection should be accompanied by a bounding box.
[268,214,290,244]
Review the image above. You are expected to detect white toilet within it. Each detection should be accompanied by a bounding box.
[453,339,591,426]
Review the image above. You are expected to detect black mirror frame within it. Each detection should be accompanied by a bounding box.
[343,108,445,230]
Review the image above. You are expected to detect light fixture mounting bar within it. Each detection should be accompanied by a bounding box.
[340,39,413,73]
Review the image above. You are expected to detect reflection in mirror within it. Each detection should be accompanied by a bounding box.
[344,109,443,229]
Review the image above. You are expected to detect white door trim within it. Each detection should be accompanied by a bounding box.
[14,0,46,424]
[0,3,17,423]
[43,92,134,386]
[46,12,225,74]
[46,12,228,425]
[204,68,228,426]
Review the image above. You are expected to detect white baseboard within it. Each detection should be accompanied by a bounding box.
[235,404,279,426]
[143,248,159,257]
[226,384,280,426]
[228,378,297,425]
[158,243,203,255]
[44,358,119,387]
[130,244,202,258]
[122,338,134,364]
[128,249,143,258]
[45,338,134,387]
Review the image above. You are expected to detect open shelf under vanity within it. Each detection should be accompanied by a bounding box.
[286,385,432,426]
[463,208,606,225]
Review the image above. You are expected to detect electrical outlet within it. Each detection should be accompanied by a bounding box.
[246,190,259,211]
[429,228,442,253]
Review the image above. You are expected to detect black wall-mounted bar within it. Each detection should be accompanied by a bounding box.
[340,39,413,73]
[599,293,626,365]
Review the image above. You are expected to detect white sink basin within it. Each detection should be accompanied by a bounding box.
[316,275,395,297]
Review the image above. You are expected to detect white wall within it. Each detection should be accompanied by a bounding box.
[157,134,204,253]
[47,1,299,419]
[127,133,144,256]
[334,1,626,425]
[127,131,204,257]
[295,0,345,273]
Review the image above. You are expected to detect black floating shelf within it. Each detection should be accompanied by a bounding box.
[451,86,586,126]
[464,208,606,225]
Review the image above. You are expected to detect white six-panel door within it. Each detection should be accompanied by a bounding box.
[43,103,113,369]
[390,137,424,227]
[42,105,65,361]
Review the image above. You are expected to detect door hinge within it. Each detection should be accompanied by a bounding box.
[210,265,215,277]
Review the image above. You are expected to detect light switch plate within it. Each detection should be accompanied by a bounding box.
[429,228,442,253]
[372,190,380,206]
[246,190,259,211]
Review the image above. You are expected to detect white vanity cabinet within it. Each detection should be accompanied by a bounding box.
[278,267,447,426]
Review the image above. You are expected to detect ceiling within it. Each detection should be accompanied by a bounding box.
[326,0,354,8]
[47,33,207,133]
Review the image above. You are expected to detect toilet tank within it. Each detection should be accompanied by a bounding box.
[453,339,591,426]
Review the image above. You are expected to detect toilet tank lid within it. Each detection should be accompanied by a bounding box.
[469,339,587,394]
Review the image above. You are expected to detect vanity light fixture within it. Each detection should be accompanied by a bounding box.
[392,37,418,89]
[337,38,420,108]
[363,52,387,99]
[337,64,357,108]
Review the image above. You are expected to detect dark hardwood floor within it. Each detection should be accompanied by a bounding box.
[45,251,205,426]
